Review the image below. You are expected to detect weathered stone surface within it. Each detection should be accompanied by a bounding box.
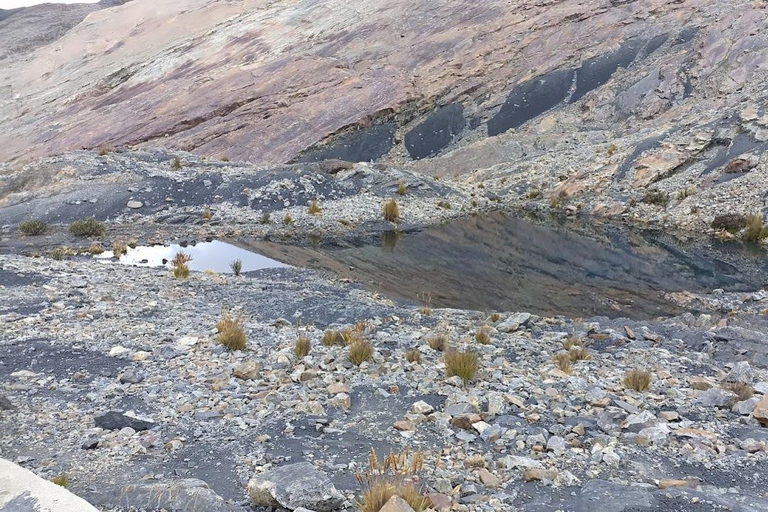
[0,458,98,512]
[247,462,344,512]
[379,495,416,512]
[577,480,655,512]
[114,479,236,512]
[752,395,768,427]
[0,394,13,410]
[94,411,155,431]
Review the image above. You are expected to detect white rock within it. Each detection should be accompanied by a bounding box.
[0,458,99,512]
[126,200,144,209]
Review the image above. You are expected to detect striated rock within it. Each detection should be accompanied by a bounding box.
[247,462,344,512]
[695,388,736,408]
[523,468,559,482]
[0,458,98,512]
[114,479,236,512]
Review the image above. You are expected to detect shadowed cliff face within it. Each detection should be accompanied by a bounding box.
[1,0,767,171]
[245,214,768,320]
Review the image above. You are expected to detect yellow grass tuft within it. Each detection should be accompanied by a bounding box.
[217,312,247,351]
[444,350,478,382]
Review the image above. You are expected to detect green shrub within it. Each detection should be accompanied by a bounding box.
[69,218,105,237]
[743,214,768,242]
[19,220,48,236]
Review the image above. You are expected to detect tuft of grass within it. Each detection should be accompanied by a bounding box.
[397,179,407,196]
[171,252,192,279]
[69,218,105,237]
[427,334,448,352]
[562,335,583,350]
[171,157,183,170]
[436,200,451,209]
[49,248,66,261]
[489,312,501,323]
[308,200,321,215]
[348,340,373,366]
[283,214,294,225]
[727,382,754,402]
[553,352,572,374]
[322,329,342,347]
[217,312,247,351]
[294,336,311,358]
[475,326,492,345]
[419,293,432,316]
[711,214,746,232]
[568,346,591,362]
[85,243,104,255]
[677,186,696,200]
[230,259,242,276]
[19,220,48,236]
[743,214,768,242]
[96,144,114,156]
[356,449,430,512]
[261,212,271,224]
[405,348,421,363]
[112,241,128,258]
[50,475,68,488]
[623,368,652,392]
[642,189,669,207]
[383,199,400,223]
[202,207,213,220]
[445,350,479,383]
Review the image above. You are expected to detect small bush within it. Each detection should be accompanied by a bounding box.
[322,329,342,347]
[397,179,407,196]
[171,157,183,170]
[308,200,321,215]
[427,334,448,352]
[727,382,754,402]
[743,214,768,242]
[383,199,400,223]
[356,449,430,512]
[711,214,746,232]
[642,189,669,207]
[283,214,294,225]
[96,144,114,156]
[405,348,421,363]
[85,243,104,255]
[445,350,479,382]
[217,312,247,351]
[294,336,311,358]
[19,220,48,236]
[230,259,242,276]
[171,252,192,279]
[624,368,652,392]
[202,207,213,220]
[348,340,373,365]
[69,218,105,237]
[49,248,65,261]
[50,475,68,488]
[475,326,492,345]
[553,352,572,374]
[112,241,128,258]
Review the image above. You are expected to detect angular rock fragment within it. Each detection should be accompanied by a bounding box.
[247,462,344,512]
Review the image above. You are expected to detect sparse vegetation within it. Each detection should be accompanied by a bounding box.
[261,212,271,224]
[436,200,451,209]
[743,214,768,242]
[445,350,479,382]
[171,252,192,279]
[419,293,432,316]
[489,312,501,323]
[607,143,618,156]
[356,449,430,512]
[677,186,696,200]
[322,329,343,347]
[294,336,311,358]
[217,312,247,351]
[308,199,321,215]
[427,333,448,352]
[405,348,421,363]
[230,259,242,276]
[96,144,114,156]
[19,219,48,236]
[202,207,213,220]
[50,475,68,488]
[475,326,492,345]
[85,243,104,255]
[527,189,543,200]
[283,214,294,225]
[642,189,669,207]
[171,157,183,170]
[727,382,754,402]
[397,179,407,196]
[348,339,373,365]
[568,346,591,362]
[623,368,652,392]
[69,218,105,237]
[562,335,582,350]
[49,248,66,261]
[553,351,572,374]
[112,241,128,258]
[711,213,746,232]
[383,199,400,223]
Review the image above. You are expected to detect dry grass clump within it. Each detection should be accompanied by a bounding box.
[85,243,104,255]
[642,189,669,207]
[230,259,242,276]
[217,312,247,351]
[308,199,321,215]
[171,157,183,170]
[322,329,343,347]
[444,350,478,382]
[623,368,652,392]
[294,336,311,358]
[348,339,374,366]
[726,382,754,402]
[743,214,768,242]
[427,333,448,352]
[568,346,591,362]
[19,220,48,236]
[383,199,400,223]
[436,200,451,209]
[202,207,213,220]
[69,218,105,237]
[488,312,501,323]
[112,241,128,258]
[553,352,572,374]
[405,348,421,363]
[397,179,407,196]
[356,449,430,512]
[475,326,492,345]
[50,475,68,488]
[171,252,192,279]
[96,144,114,156]
[283,214,294,225]
[49,248,66,261]
[562,336,583,350]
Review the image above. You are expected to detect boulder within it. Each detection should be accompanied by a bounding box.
[247,462,344,511]
[0,458,98,512]
[752,395,768,427]
[379,495,416,512]
[94,411,155,431]
[115,479,237,512]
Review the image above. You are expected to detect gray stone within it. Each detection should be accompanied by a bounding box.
[733,397,760,415]
[0,395,14,411]
[577,480,655,512]
[497,312,531,332]
[695,388,737,407]
[726,361,753,384]
[622,410,657,432]
[94,411,155,431]
[546,435,567,454]
[126,200,144,209]
[247,462,344,512]
[115,479,236,512]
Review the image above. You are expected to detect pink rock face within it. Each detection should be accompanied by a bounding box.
[0,0,766,168]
